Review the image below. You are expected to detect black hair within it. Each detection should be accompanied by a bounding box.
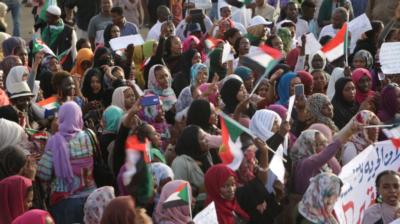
[376,170,400,188]
[265,34,279,48]
[319,35,332,46]
[52,71,71,92]
[81,68,104,101]
[301,0,316,8]
[234,36,245,58]
[110,6,123,16]
[76,38,89,51]
[0,145,27,180]
[187,99,212,132]
[224,28,240,41]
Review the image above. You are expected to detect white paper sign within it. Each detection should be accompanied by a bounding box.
[334,141,400,224]
[298,33,322,55]
[286,95,295,122]
[221,42,234,64]
[109,34,145,51]
[193,202,218,224]
[379,42,400,74]
[390,219,400,224]
[269,146,285,183]
[348,13,372,53]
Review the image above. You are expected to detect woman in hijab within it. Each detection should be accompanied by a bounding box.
[153,180,193,224]
[182,35,200,53]
[326,67,345,100]
[306,93,338,132]
[250,109,285,150]
[308,51,327,72]
[176,63,209,113]
[276,72,301,107]
[163,35,183,77]
[133,40,157,88]
[103,24,121,49]
[147,64,177,112]
[332,77,359,129]
[0,55,22,85]
[71,48,94,78]
[297,70,314,96]
[84,186,116,224]
[100,196,152,224]
[363,170,400,224]
[12,209,55,224]
[150,162,174,203]
[342,110,380,165]
[311,69,329,94]
[100,105,124,162]
[93,46,114,69]
[0,118,29,151]
[296,173,342,224]
[0,145,27,180]
[208,48,227,81]
[5,65,30,92]
[352,49,373,70]
[378,84,400,124]
[81,68,104,103]
[111,86,136,112]
[352,68,375,105]
[2,36,25,57]
[37,102,96,224]
[198,82,220,107]
[187,99,220,135]
[172,49,202,96]
[171,125,211,201]
[290,118,356,195]
[0,175,33,224]
[234,66,254,93]
[38,56,60,99]
[277,27,293,55]
[204,164,250,224]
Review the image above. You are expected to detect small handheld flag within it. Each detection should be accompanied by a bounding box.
[321,23,348,62]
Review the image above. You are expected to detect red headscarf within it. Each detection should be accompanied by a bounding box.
[0,175,32,224]
[12,209,52,224]
[351,68,374,104]
[0,88,9,107]
[297,70,314,96]
[204,164,250,224]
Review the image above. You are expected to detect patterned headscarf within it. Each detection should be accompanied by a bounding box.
[84,186,116,224]
[353,50,373,69]
[147,64,177,111]
[306,93,338,132]
[190,63,208,87]
[298,173,342,224]
[346,110,380,153]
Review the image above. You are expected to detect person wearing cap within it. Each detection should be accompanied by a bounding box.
[245,15,271,46]
[40,4,77,71]
[0,81,35,128]
[147,5,172,41]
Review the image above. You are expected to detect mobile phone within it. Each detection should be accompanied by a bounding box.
[140,95,160,107]
[294,84,304,96]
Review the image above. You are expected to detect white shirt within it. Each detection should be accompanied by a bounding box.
[146,20,163,41]
[295,19,309,38]
[319,24,339,41]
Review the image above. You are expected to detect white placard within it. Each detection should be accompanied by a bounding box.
[379,42,400,75]
[286,96,295,122]
[269,146,285,183]
[193,202,218,224]
[334,140,400,224]
[109,34,145,51]
[221,42,234,64]
[348,13,372,53]
[298,33,322,55]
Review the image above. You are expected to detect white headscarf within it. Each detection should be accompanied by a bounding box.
[111,86,130,112]
[6,65,29,91]
[0,118,25,151]
[326,67,344,100]
[308,51,327,72]
[249,109,282,142]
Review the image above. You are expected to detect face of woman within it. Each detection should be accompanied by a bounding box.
[24,189,33,210]
[378,174,400,206]
[61,76,76,97]
[321,102,334,118]
[315,132,328,153]
[17,48,28,66]
[191,52,202,65]
[313,71,327,92]
[244,77,254,93]
[171,37,183,56]
[110,25,121,39]
[236,84,248,102]
[256,83,269,98]
[90,75,101,94]
[357,75,372,93]
[209,103,219,126]
[323,194,339,213]
[49,58,60,73]
[146,124,162,149]
[155,68,169,89]
[239,38,250,56]
[196,68,208,86]
[123,88,135,110]
[220,176,236,201]
[198,129,208,152]
[271,118,280,133]
[342,81,356,102]
[289,77,302,96]
[352,56,366,69]
[271,36,284,52]
[311,54,324,70]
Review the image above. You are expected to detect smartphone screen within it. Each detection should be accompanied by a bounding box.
[294,84,304,96]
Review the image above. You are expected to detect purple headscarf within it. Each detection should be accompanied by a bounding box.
[267,104,288,120]
[378,85,399,123]
[2,37,26,57]
[44,101,83,190]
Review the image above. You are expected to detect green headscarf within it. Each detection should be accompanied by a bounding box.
[41,19,64,47]
[103,106,124,134]
[209,48,227,81]
[277,27,292,54]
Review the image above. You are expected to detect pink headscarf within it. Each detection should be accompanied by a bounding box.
[199,83,219,107]
[182,35,200,53]
[12,209,52,224]
[153,180,192,224]
[352,68,374,104]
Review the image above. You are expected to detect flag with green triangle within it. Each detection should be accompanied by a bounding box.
[39,0,58,22]
[32,35,55,56]
[219,113,246,171]
[163,182,191,209]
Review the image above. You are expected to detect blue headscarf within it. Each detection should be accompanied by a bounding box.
[276,72,297,106]
[190,63,208,86]
[103,106,124,134]
[234,66,252,81]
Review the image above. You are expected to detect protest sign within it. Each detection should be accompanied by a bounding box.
[297,33,322,55]
[269,146,285,183]
[379,42,400,74]
[221,42,235,64]
[348,13,372,53]
[193,202,218,224]
[334,140,400,224]
[109,34,145,51]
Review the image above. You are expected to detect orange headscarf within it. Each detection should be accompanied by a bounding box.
[71,48,94,77]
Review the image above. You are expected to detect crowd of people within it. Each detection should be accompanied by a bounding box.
[0,0,400,223]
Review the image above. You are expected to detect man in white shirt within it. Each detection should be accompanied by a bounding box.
[146,6,172,41]
[319,7,348,40]
[277,2,308,38]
